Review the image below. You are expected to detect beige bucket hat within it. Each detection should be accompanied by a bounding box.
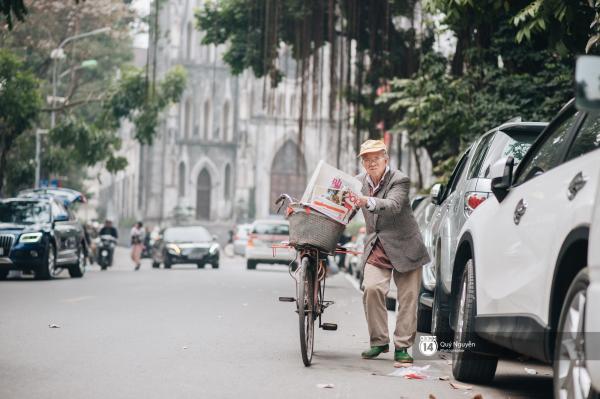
[358,139,387,157]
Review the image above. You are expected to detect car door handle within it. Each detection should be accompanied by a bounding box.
[513,199,527,225]
[567,172,587,201]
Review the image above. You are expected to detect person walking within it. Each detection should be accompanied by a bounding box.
[355,139,430,364]
[130,221,145,271]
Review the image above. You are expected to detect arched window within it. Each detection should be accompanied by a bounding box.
[178,162,186,196]
[196,169,211,220]
[203,100,211,140]
[269,140,307,213]
[224,164,231,200]
[184,99,192,138]
[222,101,230,142]
[186,22,193,60]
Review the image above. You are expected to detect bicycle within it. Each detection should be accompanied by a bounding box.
[274,194,360,367]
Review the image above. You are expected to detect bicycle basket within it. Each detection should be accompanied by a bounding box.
[287,204,345,253]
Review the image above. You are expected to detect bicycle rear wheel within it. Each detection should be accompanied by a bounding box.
[298,256,315,366]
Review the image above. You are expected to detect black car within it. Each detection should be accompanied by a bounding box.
[152,225,220,269]
[0,197,87,279]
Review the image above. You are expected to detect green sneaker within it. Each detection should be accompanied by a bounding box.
[361,344,389,359]
[394,348,413,363]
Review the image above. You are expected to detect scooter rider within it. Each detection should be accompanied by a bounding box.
[99,219,118,239]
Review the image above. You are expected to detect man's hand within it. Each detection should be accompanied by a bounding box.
[356,196,369,208]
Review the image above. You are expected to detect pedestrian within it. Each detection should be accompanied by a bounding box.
[355,139,430,364]
[130,221,145,271]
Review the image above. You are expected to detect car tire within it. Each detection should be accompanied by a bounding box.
[553,268,598,399]
[452,259,498,383]
[247,260,256,270]
[36,244,57,280]
[164,260,172,269]
[68,247,86,278]
[0,269,9,280]
[431,273,453,347]
[152,261,160,269]
[212,263,219,269]
[197,262,205,269]
[417,295,432,333]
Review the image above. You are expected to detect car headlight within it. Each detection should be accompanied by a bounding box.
[19,232,43,243]
[209,244,219,255]
[166,244,180,255]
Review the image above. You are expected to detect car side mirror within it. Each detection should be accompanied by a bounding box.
[491,156,514,203]
[212,235,218,241]
[430,183,444,205]
[575,55,600,113]
[54,214,69,222]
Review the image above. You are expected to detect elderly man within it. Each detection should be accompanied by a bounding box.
[355,139,430,364]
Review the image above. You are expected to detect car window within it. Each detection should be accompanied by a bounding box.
[565,113,600,161]
[253,223,289,235]
[467,134,494,179]
[164,226,212,242]
[515,111,580,185]
[478,132,538,178]
[51,201,69,220]
[0,201,51,224]
[446,151,470,197]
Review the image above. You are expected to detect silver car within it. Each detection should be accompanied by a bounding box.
[421,121,548,341]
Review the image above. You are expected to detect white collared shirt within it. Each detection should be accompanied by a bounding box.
[365,166,390,211]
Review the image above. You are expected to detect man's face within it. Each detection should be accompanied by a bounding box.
[361,150,388,178]
[105,221,112,228]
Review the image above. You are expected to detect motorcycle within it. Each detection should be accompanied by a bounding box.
[96,235,117,270]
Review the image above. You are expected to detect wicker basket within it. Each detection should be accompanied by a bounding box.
[287,204,345,253]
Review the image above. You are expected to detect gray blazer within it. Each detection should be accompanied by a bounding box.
[358,169,430,273]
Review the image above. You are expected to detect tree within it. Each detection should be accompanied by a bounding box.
[0,49,42,195]
[0,0,186,195]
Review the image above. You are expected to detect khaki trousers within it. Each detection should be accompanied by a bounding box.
[361,263,421,349]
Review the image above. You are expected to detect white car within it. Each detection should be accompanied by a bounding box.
[449,56,600,398]
[245,219,296,270]
[588,159,600,395]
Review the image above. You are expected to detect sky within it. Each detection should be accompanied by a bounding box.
[132,0,150,48]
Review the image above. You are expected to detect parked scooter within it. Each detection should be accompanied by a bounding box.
[96,235,117,270]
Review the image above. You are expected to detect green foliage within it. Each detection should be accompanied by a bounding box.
[512,0,598,54]
[0,49,42,195]
[101,65,187,145]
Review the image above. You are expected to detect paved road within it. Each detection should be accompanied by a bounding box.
[0,247,553,399]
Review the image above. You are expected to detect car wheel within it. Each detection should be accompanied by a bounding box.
[452,259,498,383]
[164,261,172,269]
[197,262,205,269]
[212,262,219,269]
[36,244,57,280]
[247,260,256,270]
[431,274,453,346]
[0,269,9,280]
[68,247,86,278]
[553,268,598,399]
[152,261,160,269]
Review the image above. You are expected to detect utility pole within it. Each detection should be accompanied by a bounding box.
[34,129,49,188]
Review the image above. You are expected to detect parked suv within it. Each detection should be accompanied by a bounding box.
[421,121,547,340]
[449,56,600,398]
[0,197,87,279]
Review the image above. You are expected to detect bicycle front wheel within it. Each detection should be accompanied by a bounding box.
[298,256,315,366]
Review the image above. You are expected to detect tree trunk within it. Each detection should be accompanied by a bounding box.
[451,29,468,76]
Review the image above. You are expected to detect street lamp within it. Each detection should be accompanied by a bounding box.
[50,27,111,129]
[35,129,49,188]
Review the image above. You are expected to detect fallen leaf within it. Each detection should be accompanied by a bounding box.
[524,367,537,375]
[472,394,483,399]
[439,376,450,381]
[450,382,473,390]
[317,383,335,389]
[48,324,60,328]
[429,395,437,399]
